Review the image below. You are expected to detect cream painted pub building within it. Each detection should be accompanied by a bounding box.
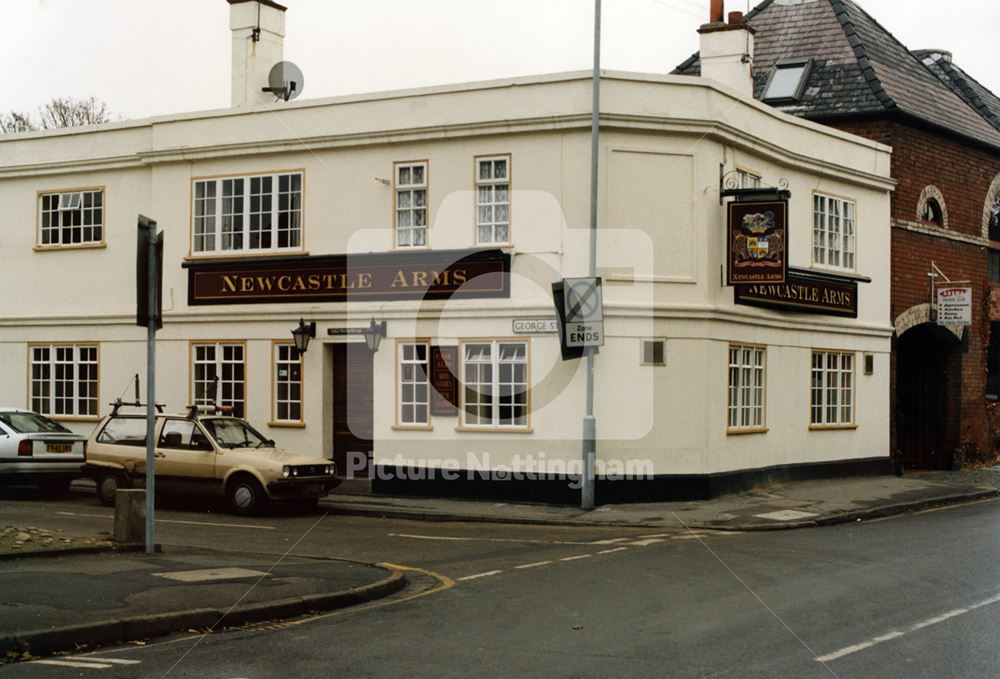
[0,1,894,503]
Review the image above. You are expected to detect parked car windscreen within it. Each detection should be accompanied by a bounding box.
[0,412,72,434]
[202,418,272,449]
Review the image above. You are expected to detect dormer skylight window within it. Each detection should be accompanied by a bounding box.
[763,59,812,103]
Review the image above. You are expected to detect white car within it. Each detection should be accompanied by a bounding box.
[0,407,87,497]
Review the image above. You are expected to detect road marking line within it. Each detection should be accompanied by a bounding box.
[31,659,114,668]
[589,537,632,544]
[628,539,665,546]
[816,591,1000,663]
[596,547,628,555]
[387,532,601,546]
[456,570,502,581]
[515,560,553,569]
[80,658,141,665]
[560,554,593,561]
[54,511,274,530]
[637,533,676,539]
[389,533,473,541]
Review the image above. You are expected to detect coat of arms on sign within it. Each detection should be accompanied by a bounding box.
[732,210,784,263]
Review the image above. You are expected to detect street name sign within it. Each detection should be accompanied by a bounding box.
[513,319,559,334]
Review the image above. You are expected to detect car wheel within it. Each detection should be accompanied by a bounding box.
[38,477,71,499]
[96,471,125,507]
[227,476,267,516]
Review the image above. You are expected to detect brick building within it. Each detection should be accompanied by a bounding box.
[675,0,1000,468]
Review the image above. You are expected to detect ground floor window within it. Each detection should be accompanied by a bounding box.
[811,350,854,426]
[398,342,430,426]
[192,343,245,417]
[462,341,528,428]
[29,344,99,417]
[728,344,765,431]
[272,343,302,424]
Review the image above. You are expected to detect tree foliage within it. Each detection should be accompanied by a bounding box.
[0,97,113,133]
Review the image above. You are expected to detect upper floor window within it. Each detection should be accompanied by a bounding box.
[29,344,99,418]
[395,162,427,247]
[762,60,812,103]
[735,169,761,189]
[989,194,1000,243]
[813,194,856,270]
[192,172,302,254]
[921,199,944,226]
[39,189,104,247]
[476,156,510,244]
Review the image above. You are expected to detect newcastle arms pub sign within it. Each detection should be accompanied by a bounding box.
[185,248,510,305]
[727,200,788,285]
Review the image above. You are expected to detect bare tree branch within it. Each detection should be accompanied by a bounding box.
[1,97,114,134]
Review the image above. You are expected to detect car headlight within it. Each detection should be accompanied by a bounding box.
[325,465,334,475]
[282,466,290,478]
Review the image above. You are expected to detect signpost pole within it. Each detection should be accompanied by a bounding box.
[582,0,601,511]
[144,224,157,556]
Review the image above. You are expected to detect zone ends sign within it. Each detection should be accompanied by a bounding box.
[552,277,604,360]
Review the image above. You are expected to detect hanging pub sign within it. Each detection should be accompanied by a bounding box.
[184,248,510,305]
[727,200,788,285]
[734,269,858,318]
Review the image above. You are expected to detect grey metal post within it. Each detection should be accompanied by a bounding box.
[145,225,157,555]
[582,0,601,511]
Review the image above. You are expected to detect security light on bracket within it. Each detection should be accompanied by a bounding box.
[262,61,305,102]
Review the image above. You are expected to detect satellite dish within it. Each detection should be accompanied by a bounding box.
[262,61,304,102]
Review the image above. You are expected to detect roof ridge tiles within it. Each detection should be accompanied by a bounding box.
[828,0,896,110]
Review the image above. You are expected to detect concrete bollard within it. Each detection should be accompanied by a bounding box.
[113,489,146,545]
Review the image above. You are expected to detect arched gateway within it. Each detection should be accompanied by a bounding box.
[894,304,964,469]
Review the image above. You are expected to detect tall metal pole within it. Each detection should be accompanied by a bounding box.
[145,227,157,555]
[582,0,601,511]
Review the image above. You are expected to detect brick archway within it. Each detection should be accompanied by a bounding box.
[916,185,948,228]
[894,303,963,342]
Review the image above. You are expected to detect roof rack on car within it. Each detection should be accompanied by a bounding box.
[109,399,165,417]
[185,403,235,420]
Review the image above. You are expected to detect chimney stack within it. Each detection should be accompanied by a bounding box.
[229,0,287,108]
[697,1,756,98]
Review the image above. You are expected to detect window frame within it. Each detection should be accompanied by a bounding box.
[394,340,433,430]
[393,160,429,249]
[189,341,248,418]
[35,186,107,251]
[189,170,305,258]
[734,168,762,190]
[474,153,512,246]
[727,343,767,434]
[813,192,858,272]
[810,349,857,429]
[457,338,532,432]
[27,342,101,421]
[270,340,304,427]
[762,59,813,103]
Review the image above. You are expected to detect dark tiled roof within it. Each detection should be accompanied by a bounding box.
[915,50,1000,133]
[672,0,1000,150]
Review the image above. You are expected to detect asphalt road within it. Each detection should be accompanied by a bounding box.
[1,489,999,678]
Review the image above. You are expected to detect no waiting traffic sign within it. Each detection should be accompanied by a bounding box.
[563,277,604,348]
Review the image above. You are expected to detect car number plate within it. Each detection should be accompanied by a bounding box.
[302,484,324,494]
[46,444,73,453]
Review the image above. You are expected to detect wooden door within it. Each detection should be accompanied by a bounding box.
[332,343,374,477]
[896,325,953,469]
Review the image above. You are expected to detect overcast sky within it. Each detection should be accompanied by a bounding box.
[4,0,999,120]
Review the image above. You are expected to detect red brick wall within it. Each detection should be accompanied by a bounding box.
[832,119,1000,461]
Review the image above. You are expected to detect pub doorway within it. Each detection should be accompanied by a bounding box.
[895,323,959,469]
[332,342,374,480]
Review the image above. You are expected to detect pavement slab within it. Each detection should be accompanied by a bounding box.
[0,547,406,659]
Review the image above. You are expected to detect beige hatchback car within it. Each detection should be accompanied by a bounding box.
[85,407,340,515]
